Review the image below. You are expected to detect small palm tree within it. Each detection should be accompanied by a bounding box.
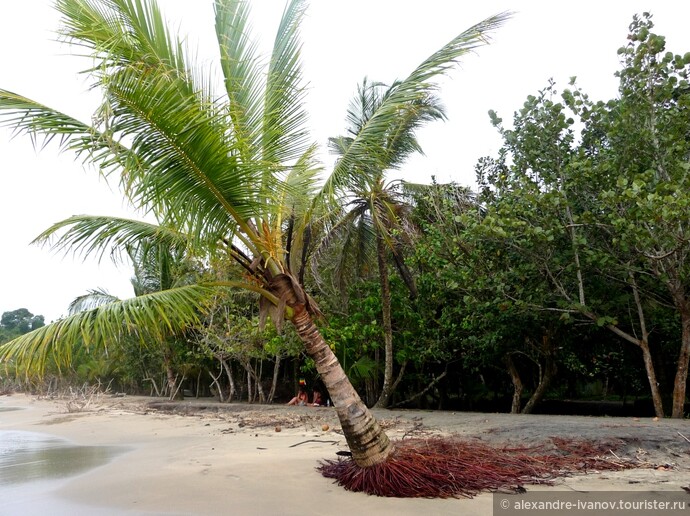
[53,216,196,398]
[318,78,444,407]
[0,0,508,477]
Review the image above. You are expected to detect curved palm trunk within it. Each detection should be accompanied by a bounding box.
[374,234,395,409]
[291,308,392,467]
[391,243,418,299]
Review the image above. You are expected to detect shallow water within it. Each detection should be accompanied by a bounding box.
[0,428,134,514]
[0,430,123,486]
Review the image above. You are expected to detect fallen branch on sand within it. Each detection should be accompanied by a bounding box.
[289,440,340,448]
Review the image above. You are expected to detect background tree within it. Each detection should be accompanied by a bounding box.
[0,308,45,337]
[410,181,569,414]
[470,14,690,417]
[474,80,666,417]
[582,13,690,417]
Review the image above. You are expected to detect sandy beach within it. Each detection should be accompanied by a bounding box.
[1,393,689,515]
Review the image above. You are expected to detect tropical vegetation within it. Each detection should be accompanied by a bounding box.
[1,0,689,497]
[0,0,509,474]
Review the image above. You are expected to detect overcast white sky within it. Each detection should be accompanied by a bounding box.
[1,0,689,323]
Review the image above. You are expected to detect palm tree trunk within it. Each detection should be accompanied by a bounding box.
[391,244,418,299]
[374,234,395,408]
[291,308,392,467]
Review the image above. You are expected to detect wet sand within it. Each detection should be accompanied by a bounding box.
[1,394,689,515]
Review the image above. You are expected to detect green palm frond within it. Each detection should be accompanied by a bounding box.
[3,0,316,264]
[348,355,378,382]
[69,288,121,315]
[336,77,445,175]
[58,0,257,250]
[32,215,189,264]
[252,0,311,255]
[378,89,445,170]
[128,236,202,295]
[0,89,145,181]
[214,0,263,163]
[2,2,258,245]
[56,0,313,258]
[280,143,323,274]
[262,0,309,167]
[0,283,218,375]
[319,11,511,198]
[344,78,387,137]
[312,203,377,290]
[56,0,187,78]
[101,63,260,245]
[0,89,93,149]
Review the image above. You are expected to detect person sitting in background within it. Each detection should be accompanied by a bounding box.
[287,387,309,406]
[311,389,323,406]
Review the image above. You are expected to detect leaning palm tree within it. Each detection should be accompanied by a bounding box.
[0,0,509,489]
[318,78,444,408]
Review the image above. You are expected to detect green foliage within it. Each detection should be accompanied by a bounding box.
[321,282,384,380]
[0,309,45,344]
[8,1,685,415]
[456,12,690,413]
[0,1,509,398]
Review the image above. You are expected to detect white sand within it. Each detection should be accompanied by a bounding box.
[1,394,688,515]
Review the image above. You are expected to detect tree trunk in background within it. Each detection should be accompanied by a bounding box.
[268,354,281,403]
[505,354,523,414]
[521,335,557,414]
[581,302,665,418]
[209,366,225,402]
[374,234,395,408]
[245,364,253,402]
[291,308,392,467]
[672,305,690,418]
[163,346,182,400]
[221,358,236,402]
[639,340,665,418]
[242,361,265,403]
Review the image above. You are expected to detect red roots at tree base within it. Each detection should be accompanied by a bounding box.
[317,437,637,498]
